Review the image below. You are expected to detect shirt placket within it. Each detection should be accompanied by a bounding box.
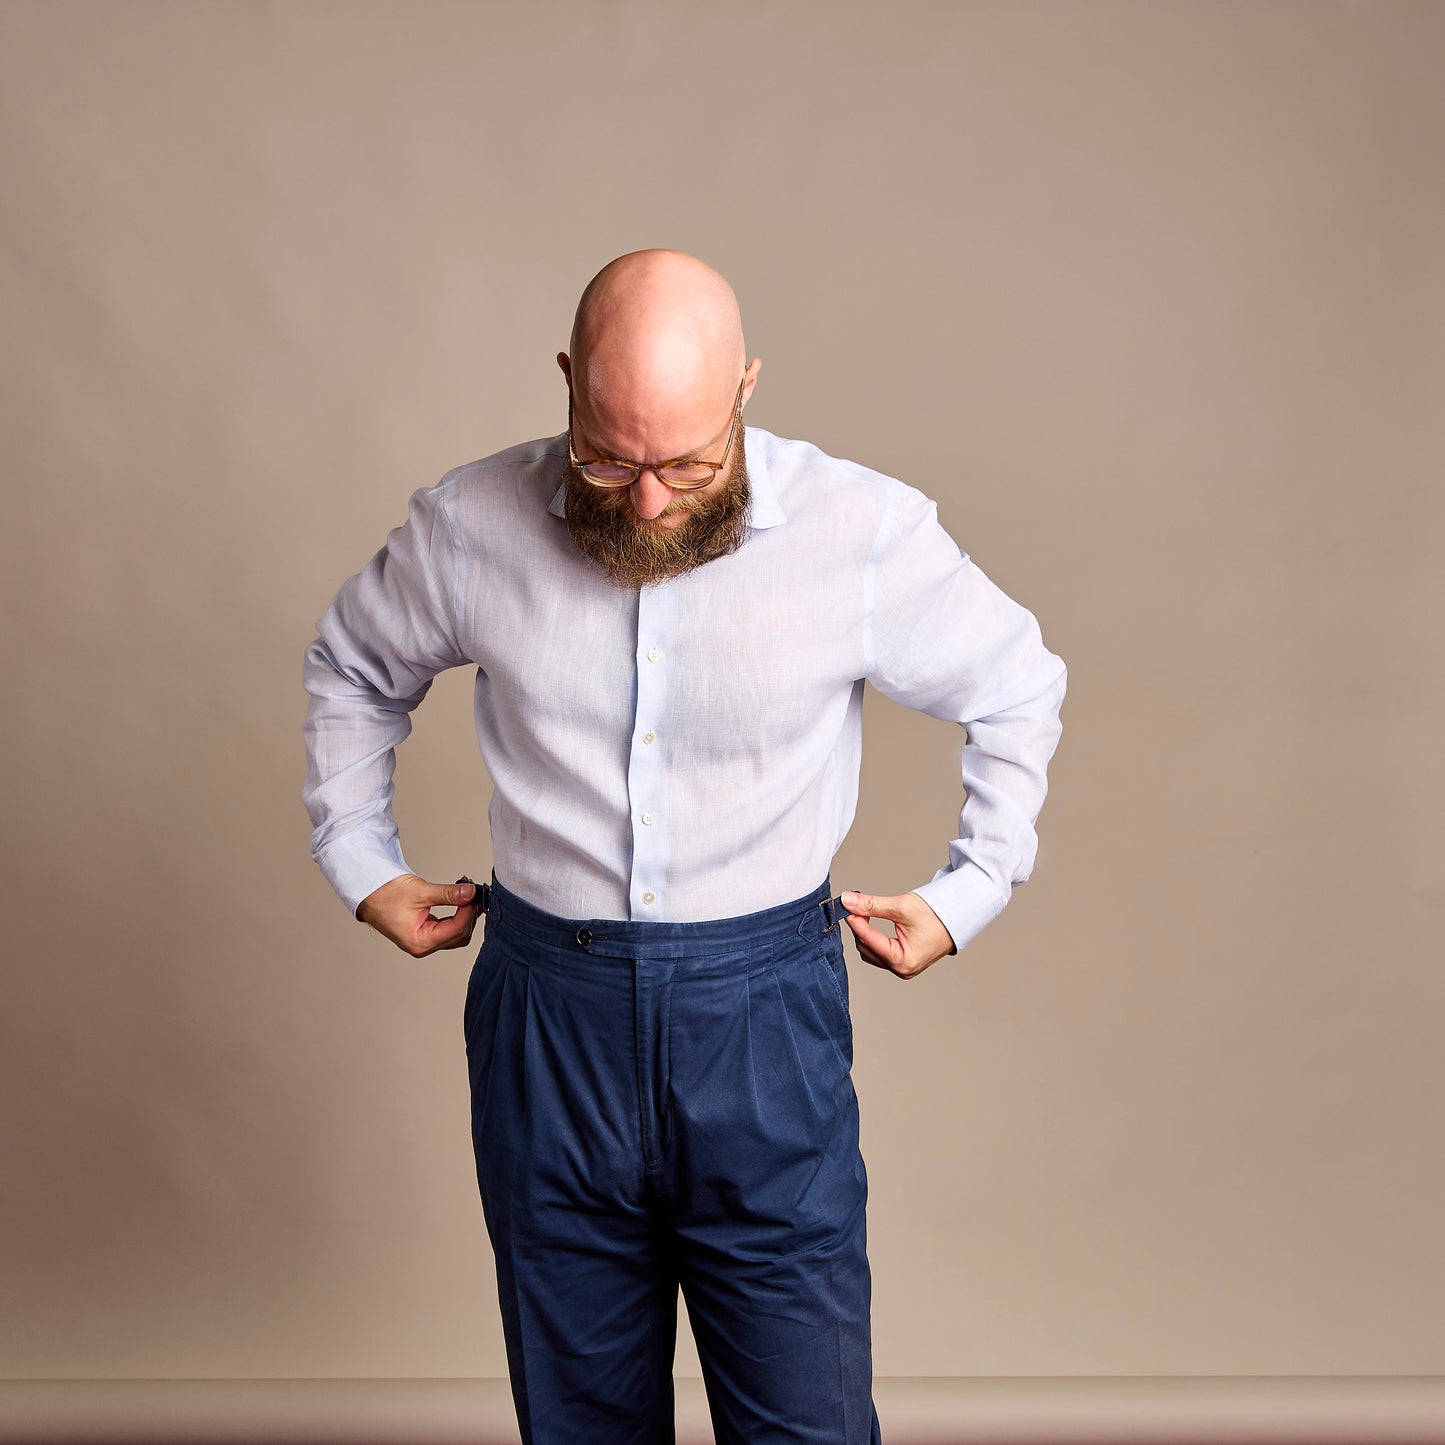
[627,582,676,916]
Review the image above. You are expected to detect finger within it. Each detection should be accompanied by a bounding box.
[844,912,903,969]
[842,889,905,954]
[455,877,482,941]
[417,906,474,951]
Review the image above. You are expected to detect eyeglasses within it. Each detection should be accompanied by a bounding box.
[567,375,746,490]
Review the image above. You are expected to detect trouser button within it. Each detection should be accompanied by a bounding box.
[575,928,593,946]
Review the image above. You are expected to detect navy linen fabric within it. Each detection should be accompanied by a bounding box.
[464,874,883,1445]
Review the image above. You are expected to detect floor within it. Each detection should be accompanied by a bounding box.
[1,1375,1443,1443]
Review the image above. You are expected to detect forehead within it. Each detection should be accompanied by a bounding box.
[574,383,736,460]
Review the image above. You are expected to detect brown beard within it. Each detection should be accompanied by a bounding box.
[563,422,752,590]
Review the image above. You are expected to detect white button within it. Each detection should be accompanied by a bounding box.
[647,646,661,662]
[642,811,656,826]
[642,890,656,905]
[642,730,656,744]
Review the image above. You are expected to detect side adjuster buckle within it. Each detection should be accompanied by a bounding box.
[817,894,848,934]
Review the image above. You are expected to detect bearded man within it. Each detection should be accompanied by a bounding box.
[302,249,1068,1444]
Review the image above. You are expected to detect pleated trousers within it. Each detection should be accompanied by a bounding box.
[463,872,883,1444]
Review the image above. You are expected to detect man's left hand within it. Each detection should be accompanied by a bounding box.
[840,890,956,979]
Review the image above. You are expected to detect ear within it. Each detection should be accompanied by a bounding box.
[741,356,762,410]
[557,352,572,385]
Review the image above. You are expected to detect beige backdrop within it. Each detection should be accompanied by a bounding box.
[2,0,1443,1389]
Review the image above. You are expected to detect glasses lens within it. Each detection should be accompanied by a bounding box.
[657,464,716,486]
[581,462,637,485]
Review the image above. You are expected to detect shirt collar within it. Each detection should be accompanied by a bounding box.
[546,427,787,530]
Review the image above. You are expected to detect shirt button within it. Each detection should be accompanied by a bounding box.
[642,811,656,826]
[642,730,656,745]
[647,646,661,662]
[641,890,656,905]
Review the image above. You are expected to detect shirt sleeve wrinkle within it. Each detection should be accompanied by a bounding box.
[866,485,1068,954]
[300,479,469,917]
[323,480,467,698]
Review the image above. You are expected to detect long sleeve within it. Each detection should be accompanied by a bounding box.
[865,485,1067,953]
[301,478,470,918]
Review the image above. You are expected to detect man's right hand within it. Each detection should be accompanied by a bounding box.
[355,874,482,957]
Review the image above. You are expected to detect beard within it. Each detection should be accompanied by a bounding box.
[563,420,752,590]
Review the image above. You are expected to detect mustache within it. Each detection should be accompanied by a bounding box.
[577,479,714,520]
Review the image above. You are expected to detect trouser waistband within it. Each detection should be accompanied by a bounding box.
[484,871,844,958]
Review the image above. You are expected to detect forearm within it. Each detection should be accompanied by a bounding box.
[865,483,1068,955]
[299,478,469,918]
[910,655,1068,952]
[301,636,431,918]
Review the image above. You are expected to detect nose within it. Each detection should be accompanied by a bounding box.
[629,468,673,520]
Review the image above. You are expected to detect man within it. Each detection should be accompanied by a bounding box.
[302,250,1067,1444]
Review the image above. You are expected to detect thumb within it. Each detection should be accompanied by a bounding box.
[841,889,903,921]
[416,877,476,908]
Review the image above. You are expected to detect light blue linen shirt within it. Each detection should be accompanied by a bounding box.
[301,426,1067,950]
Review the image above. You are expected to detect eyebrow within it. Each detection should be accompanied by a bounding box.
[576,395,734,464]
[593,439,710,464]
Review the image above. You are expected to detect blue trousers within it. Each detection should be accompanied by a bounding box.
[463,874,883,1444]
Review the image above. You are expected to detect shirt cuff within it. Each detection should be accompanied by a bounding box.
[313,830,416,920]
[911,861,1012,955]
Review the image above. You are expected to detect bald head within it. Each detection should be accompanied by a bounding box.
[561,250,757,462]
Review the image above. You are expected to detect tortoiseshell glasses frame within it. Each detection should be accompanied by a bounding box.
[567,375,747,490]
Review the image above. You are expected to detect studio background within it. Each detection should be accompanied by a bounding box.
[3,0,1443,1402]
